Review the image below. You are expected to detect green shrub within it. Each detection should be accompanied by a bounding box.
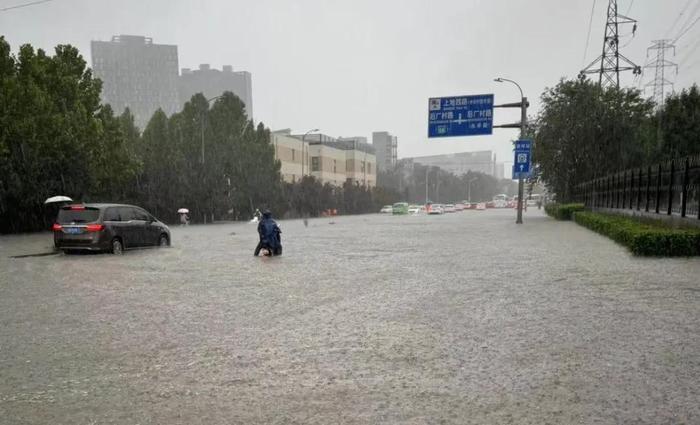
[573,211,700,256]
[545,203,585,220]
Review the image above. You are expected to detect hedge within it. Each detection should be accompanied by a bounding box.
[544,203,585,220]
[573,211,700,256]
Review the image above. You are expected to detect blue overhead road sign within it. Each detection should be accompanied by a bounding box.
[428,94,494,138]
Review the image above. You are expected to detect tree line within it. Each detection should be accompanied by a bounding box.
[378,159,519,205]
[0,38,392,233]
[533,78,700,202]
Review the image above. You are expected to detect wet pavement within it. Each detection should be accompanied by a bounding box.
[1,209,699,424]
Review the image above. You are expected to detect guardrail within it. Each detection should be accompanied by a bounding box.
[574,155,700,220]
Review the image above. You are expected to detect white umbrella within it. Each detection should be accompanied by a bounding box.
[177,208,189,214]
[44,195,73,205]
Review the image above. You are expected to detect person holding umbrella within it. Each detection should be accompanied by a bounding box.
[178,208,190,226]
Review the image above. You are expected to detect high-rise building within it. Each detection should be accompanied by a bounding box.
[372,131,398,172]
[91,35,180,129]
[179,64,253,119]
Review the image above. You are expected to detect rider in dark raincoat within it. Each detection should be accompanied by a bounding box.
[254,210,282,256]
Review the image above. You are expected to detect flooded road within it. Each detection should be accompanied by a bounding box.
[1,209,700,424]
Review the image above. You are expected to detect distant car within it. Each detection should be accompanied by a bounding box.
[476,203,487,210]
[485,201,496,208]
[455,203,466,211]
[428,204,444,215]
[380,205,393,214]
[408,205,422,214]
[444,204,456,213]
[53,203,171,254]
[392,202,409,215]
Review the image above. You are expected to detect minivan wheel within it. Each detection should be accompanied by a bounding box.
[158,234,169,247]
[111,238,124,255]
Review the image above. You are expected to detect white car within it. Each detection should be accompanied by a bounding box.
[408,205,422,214]
[443,204,456,213]
[428,204,444,215]
[380,205,393,214]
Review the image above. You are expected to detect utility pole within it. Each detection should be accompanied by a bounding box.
[579,0,641,88]
[644,40,677,107]
[494,78,528,224]
[425,166,429,204]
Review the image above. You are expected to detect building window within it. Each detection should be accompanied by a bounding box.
[311,157,320,172]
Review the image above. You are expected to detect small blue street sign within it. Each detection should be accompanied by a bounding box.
[512,169,531,180]
[428,94,494,138]
[513,139,532,178]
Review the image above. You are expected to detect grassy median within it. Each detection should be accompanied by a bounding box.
[573,211,700,256]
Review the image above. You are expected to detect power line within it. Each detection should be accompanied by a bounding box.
[674,15,700,43]
[0,0,53,12]
[582,0,598,67]
[673,1,700,40]
[625,0,634,14]
[665,0,695,38]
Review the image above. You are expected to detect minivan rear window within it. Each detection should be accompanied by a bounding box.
[57,207,100,224]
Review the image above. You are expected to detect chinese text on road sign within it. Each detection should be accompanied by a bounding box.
[428,94,494,138]
[513,139,531,179]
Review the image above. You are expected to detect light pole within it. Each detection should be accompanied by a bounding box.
[301,128,319,178]
[467,176,478,203]
[201,95,224,164]
[494,77,528,224]
[425,166,430,204]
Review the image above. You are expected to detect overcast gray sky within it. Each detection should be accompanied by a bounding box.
[2,0,699,170]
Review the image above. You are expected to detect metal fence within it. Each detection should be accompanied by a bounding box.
[574,155,700,220]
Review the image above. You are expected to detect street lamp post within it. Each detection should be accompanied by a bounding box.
[494,77,528,224]
[467,176,478,203]
[301,128,319,178]
[425,166,430,204]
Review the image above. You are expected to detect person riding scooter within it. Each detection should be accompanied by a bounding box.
[254,210,282,256]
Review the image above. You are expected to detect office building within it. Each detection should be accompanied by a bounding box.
[372,131,398,172]
[179,64,253,119]
[280,132,376,187]
[272,130,306,183]
[408,151,496,177]
[91,35,180,129]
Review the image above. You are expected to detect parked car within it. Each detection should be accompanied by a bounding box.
[443,204,456,213]
[53,203,171,254]
[476,203,487,210]
[380,205,393,214]
[392,202,409,215]
[455,203,466,211]
[428,204,444,215]
[408,205,422,214]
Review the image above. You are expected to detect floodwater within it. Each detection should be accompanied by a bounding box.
[1,209,699,424]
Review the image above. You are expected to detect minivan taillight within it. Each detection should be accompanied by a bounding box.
[85,224,105,232]
[52,223,62,232]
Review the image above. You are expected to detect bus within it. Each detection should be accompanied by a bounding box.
[492,194,508,208]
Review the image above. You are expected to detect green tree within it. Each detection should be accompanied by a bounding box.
[658,84,700,159]
[533,78,655,202]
